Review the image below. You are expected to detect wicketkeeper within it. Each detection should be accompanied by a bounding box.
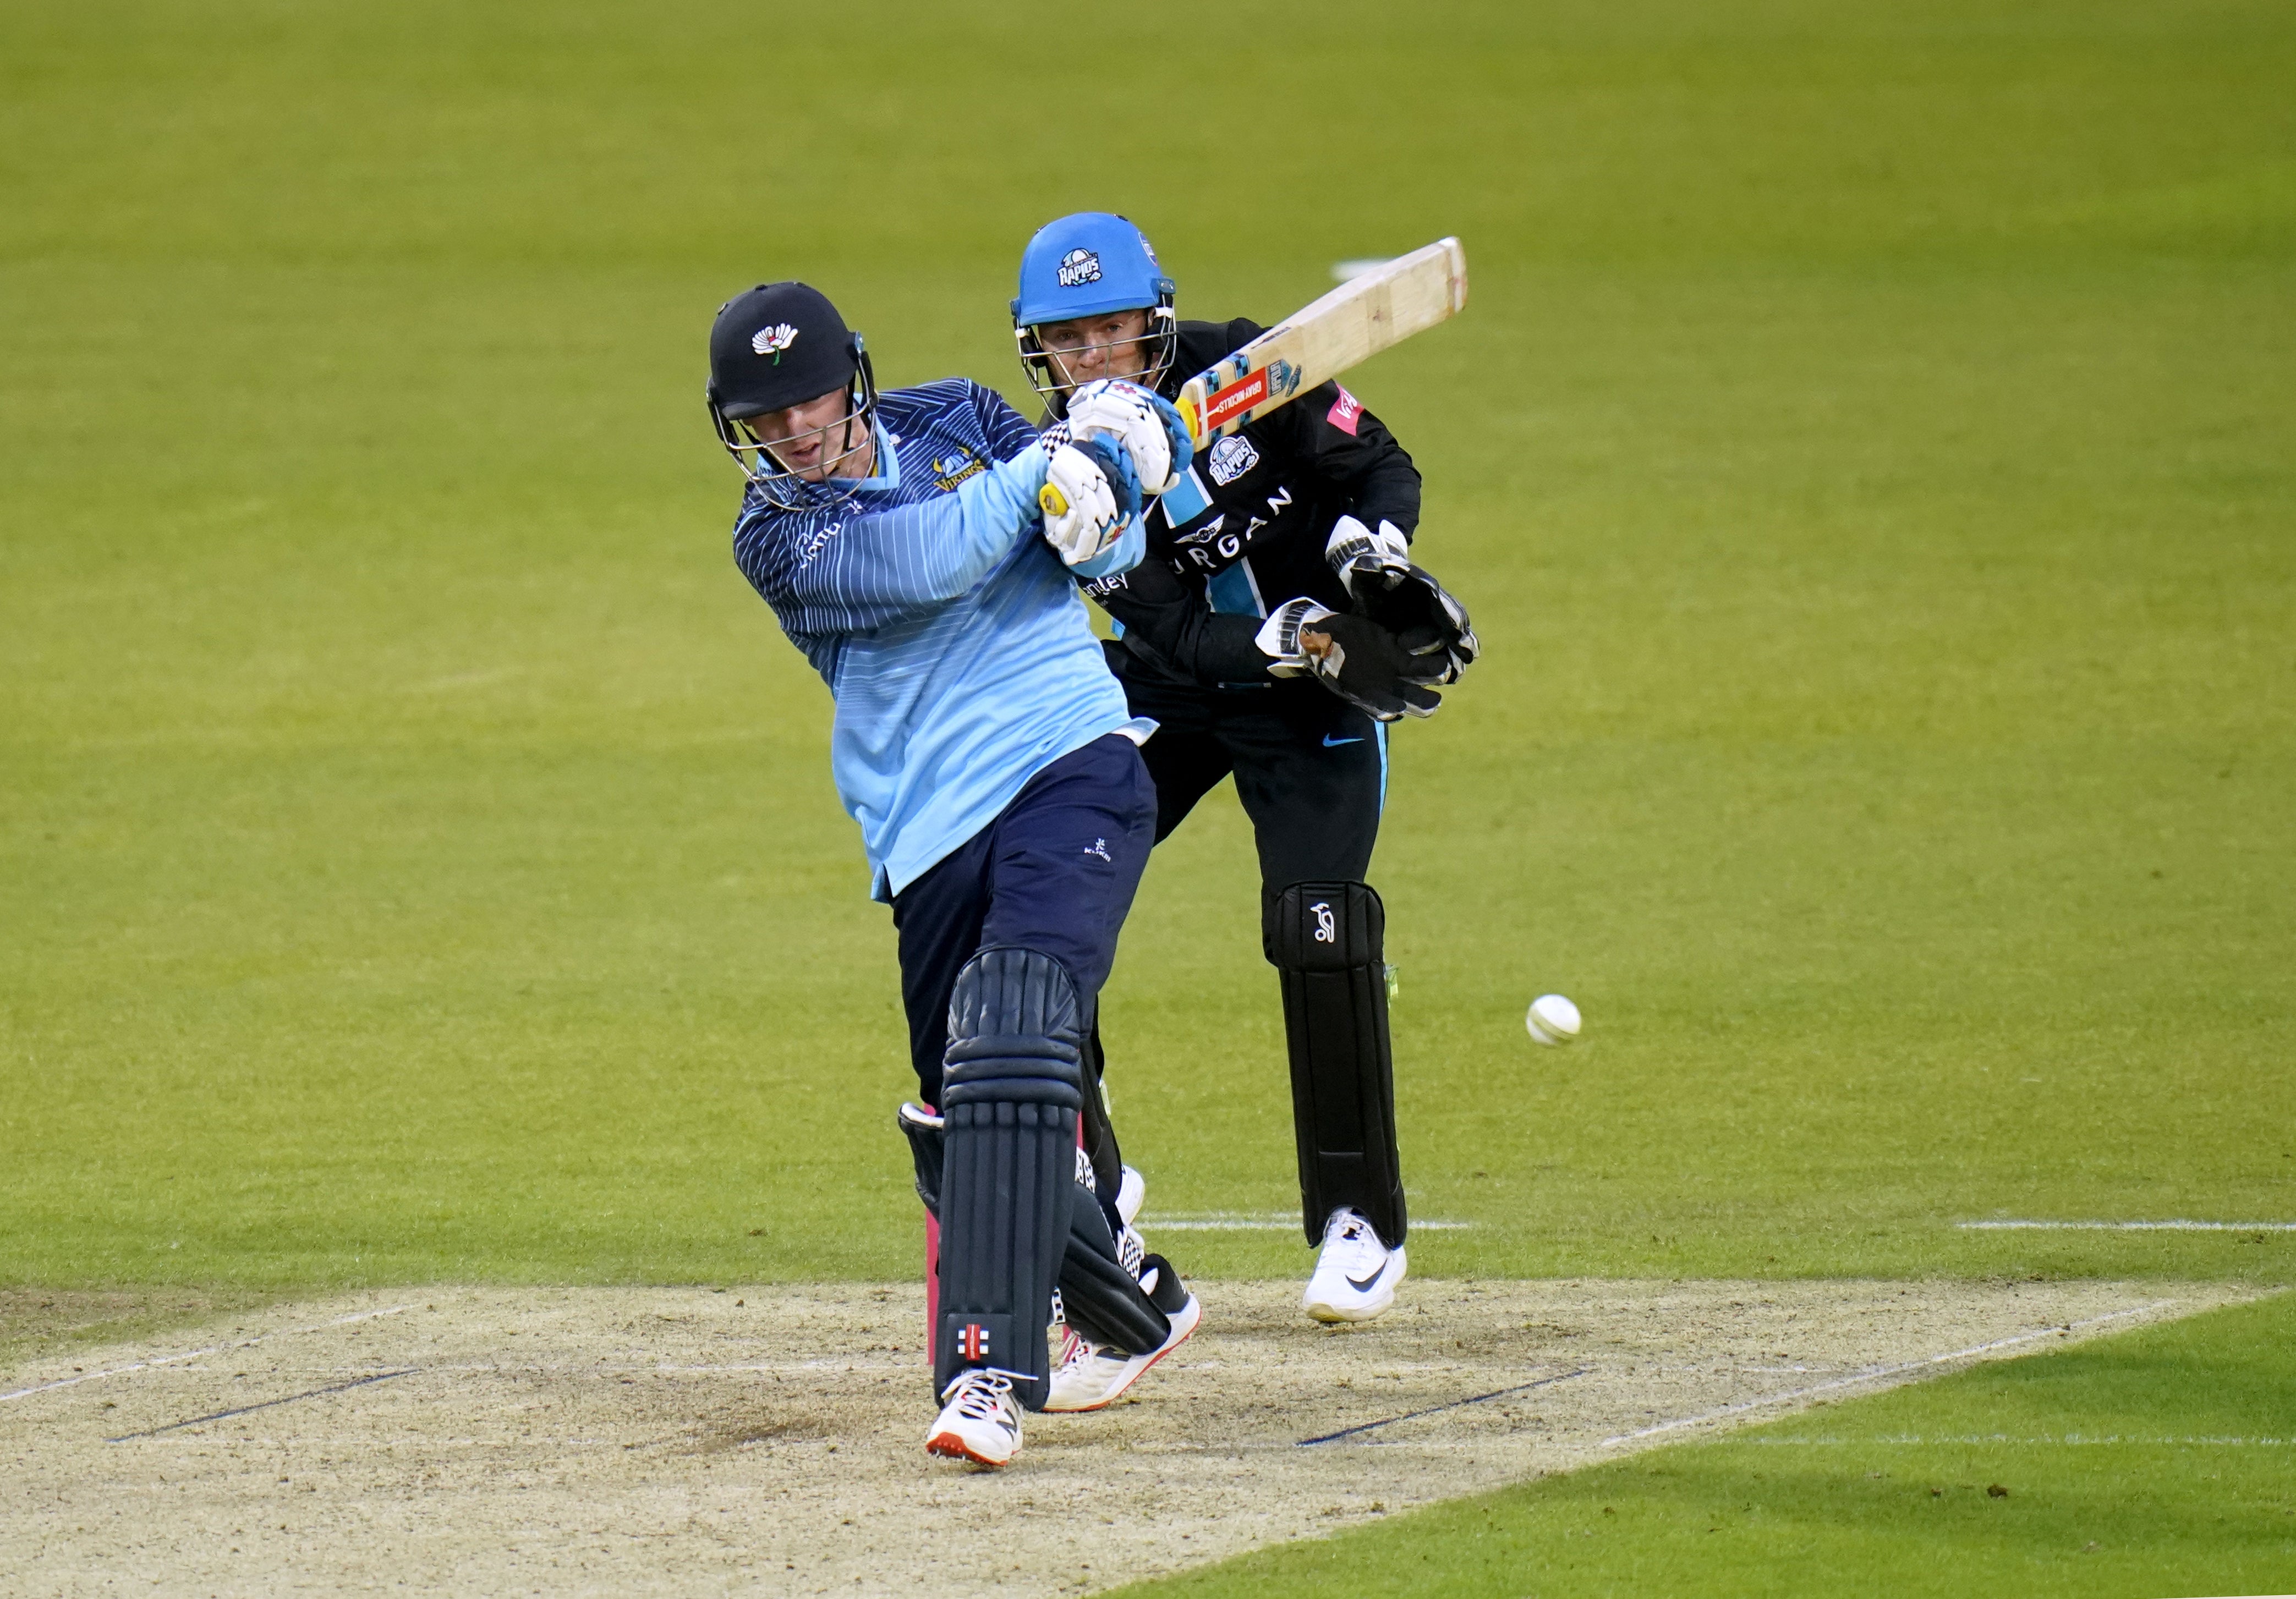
[1010,214,1478,1329]
[707,280,1201,1467]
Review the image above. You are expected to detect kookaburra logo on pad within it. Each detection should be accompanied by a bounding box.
[751,323,798,359]
[1057,249,1103,288]
[1311,902,1336,943]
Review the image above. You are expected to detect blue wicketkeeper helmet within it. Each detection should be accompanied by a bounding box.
[1013,212,1178,416]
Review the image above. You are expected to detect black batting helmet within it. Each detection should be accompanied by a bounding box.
[706,281,879,502]
[709,282,859,419]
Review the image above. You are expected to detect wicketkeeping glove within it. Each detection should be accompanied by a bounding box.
[1326,518,1479,685]
[1325,514,1413,595]
[1038,431,1141,568]
[1254,596,1446,722]
[1064,379,1194,496]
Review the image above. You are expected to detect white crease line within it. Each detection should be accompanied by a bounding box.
[1747,1435,2294,1446]
[402,1362,917,1376]
[1600,1301,2176,1447]
[1,1305,416,1403]
[1960,1219,2296,1231]
[1156,1217,1472,1231]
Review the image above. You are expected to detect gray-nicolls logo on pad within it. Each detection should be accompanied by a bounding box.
[1311,902,1336,943]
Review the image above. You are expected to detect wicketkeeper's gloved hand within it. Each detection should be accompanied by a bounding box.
[1038,429,1141,568]
[1325,514,1413,594]
[1254,596,1445,722]
[1065,379,1194,496]
[1325,515,1480,684]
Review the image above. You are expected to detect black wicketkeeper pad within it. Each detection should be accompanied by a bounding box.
[933,946,1085,1410]
[1265,881,1408,1249]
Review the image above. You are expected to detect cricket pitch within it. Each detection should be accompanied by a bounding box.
[1,1278,2253,1595]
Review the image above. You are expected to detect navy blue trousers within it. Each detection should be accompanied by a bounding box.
[891,733,1157,1111]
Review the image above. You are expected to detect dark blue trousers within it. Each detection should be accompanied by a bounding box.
[891,733,1157,1110]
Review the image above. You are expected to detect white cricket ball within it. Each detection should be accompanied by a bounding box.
[1526,993,1581,1046]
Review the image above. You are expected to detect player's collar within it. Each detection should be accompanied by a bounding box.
[829,421,901,493]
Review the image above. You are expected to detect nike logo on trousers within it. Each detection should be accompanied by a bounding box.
[1323,735,1364,747]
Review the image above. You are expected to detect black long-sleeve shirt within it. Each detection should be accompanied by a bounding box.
[1075,318,1421,689]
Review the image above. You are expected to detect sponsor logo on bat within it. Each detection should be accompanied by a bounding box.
[1266,359,1301,399]
[1201,370,1270,431]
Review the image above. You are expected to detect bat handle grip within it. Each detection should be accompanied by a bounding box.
[1177,396,1205,450]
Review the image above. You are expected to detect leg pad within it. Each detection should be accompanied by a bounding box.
[899,1113,1173,1362]
[1265,882,1407,1248]
[933,948,1083,1410]
[1058,1169,1171,1354]
[900,1124,1175,1358]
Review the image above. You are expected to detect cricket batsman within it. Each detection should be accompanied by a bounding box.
[1009,215,1478,1335]
[708,280,1201,1467]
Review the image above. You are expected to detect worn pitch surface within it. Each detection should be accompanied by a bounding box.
[1,1280,2251,1595]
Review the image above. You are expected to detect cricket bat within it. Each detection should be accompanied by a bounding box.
[1176,237,1468,447]
[1037,238,1467,523]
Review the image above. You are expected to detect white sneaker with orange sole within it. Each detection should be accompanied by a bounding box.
[1044,1265,1201,1413]
[925,1369,1022,1467]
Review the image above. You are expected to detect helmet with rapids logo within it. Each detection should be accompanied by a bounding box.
[1012,213,1177,419]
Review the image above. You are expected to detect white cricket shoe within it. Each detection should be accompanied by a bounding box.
[1115,1163,1146,1227]
[925,1369,1022,1468]
[1303,1208,1406,1323]
[1044,1272,1202,1413]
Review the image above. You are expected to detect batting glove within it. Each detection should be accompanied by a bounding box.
[1065,379,1194,496]
[1039,432,1141,568]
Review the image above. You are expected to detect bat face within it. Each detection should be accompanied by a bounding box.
[1182,353,1294,443]
[1176,238,1466,446]
[1194,360,1300,435]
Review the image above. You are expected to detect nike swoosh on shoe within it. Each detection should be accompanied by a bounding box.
[1346,1261,1389,1292]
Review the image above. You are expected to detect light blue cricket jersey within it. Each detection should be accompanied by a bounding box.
[732,378,1146,901]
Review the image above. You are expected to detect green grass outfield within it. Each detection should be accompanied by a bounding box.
[2,0,2293,1572]
[4,0,2289,1291]
[1119,1291,2296,1597]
